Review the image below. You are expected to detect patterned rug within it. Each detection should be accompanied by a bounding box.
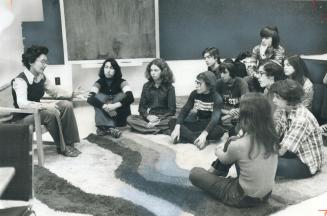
[33,130,327,216]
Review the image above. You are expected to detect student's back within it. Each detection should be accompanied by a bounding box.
[228,135,278,198]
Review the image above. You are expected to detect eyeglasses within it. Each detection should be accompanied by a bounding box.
[39,59,48,65]
[195,80,203,85]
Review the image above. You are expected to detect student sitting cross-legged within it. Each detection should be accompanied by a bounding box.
[87,58,134,138]
[189,93,279,207]
[271,79,323,179]
[127,58,176,134]
[169,71,226,150]
[215,62,249,135]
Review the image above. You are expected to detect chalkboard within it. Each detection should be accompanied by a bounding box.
[159,0,327,60]
[22,0,64,65]
[63,0,156,61]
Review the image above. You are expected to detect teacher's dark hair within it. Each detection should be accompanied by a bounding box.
[22,45,49,70]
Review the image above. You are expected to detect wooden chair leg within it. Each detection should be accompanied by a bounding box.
[34,112,44,166]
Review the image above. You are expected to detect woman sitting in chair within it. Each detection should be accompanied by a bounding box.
[11,45,81,157]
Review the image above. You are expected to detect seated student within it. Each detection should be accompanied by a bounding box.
[257,60,286,97]
[226,58,247,78]
[272,79,323,179]
[215,62,249,121]
[127,58,176,134]
[12,45,80,157]
[169,71,225,150]
[189,93,279,207]
[284,55,314,110]
[251,25,285,67]
[202,47,221,79]
[235,51,263,92]
[87,58,134,138]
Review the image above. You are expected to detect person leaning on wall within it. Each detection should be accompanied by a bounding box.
[11,45,81,157]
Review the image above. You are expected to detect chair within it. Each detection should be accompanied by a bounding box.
[0,124,35,215]
[0,82,45,166]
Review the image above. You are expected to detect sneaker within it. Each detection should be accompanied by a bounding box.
[57,146,79,157]
[96,127,106,136]
[106,127,122,138]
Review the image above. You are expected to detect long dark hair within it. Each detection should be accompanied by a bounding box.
[285,55,309,85]
[145,58,174,86]
[260,25,280,49]
[98,58,122,80]
[239,93,279,159]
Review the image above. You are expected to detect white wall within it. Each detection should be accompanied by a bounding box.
[0,0,207,97]
[0,0,43,86]
[2,1,325,98]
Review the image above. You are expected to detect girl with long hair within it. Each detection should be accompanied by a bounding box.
[283,55,314,110]
[87,58,134,137]
[127,58,176,134]
[251,25,285,67]
[189,93,279,207]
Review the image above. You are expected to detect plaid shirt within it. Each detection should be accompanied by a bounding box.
[274,106,323,174]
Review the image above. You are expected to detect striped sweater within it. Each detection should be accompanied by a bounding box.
[177,90,223,132]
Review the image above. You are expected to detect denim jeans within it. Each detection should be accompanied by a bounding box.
[189,167,271,208]
[276,151,313,179]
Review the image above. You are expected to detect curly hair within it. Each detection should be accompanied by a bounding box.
[145,58,174,85]
[98,58,122,80]
[239,93,279,159]
[22,45,49,69]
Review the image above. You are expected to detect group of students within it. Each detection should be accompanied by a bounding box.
[11,24,324,208]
